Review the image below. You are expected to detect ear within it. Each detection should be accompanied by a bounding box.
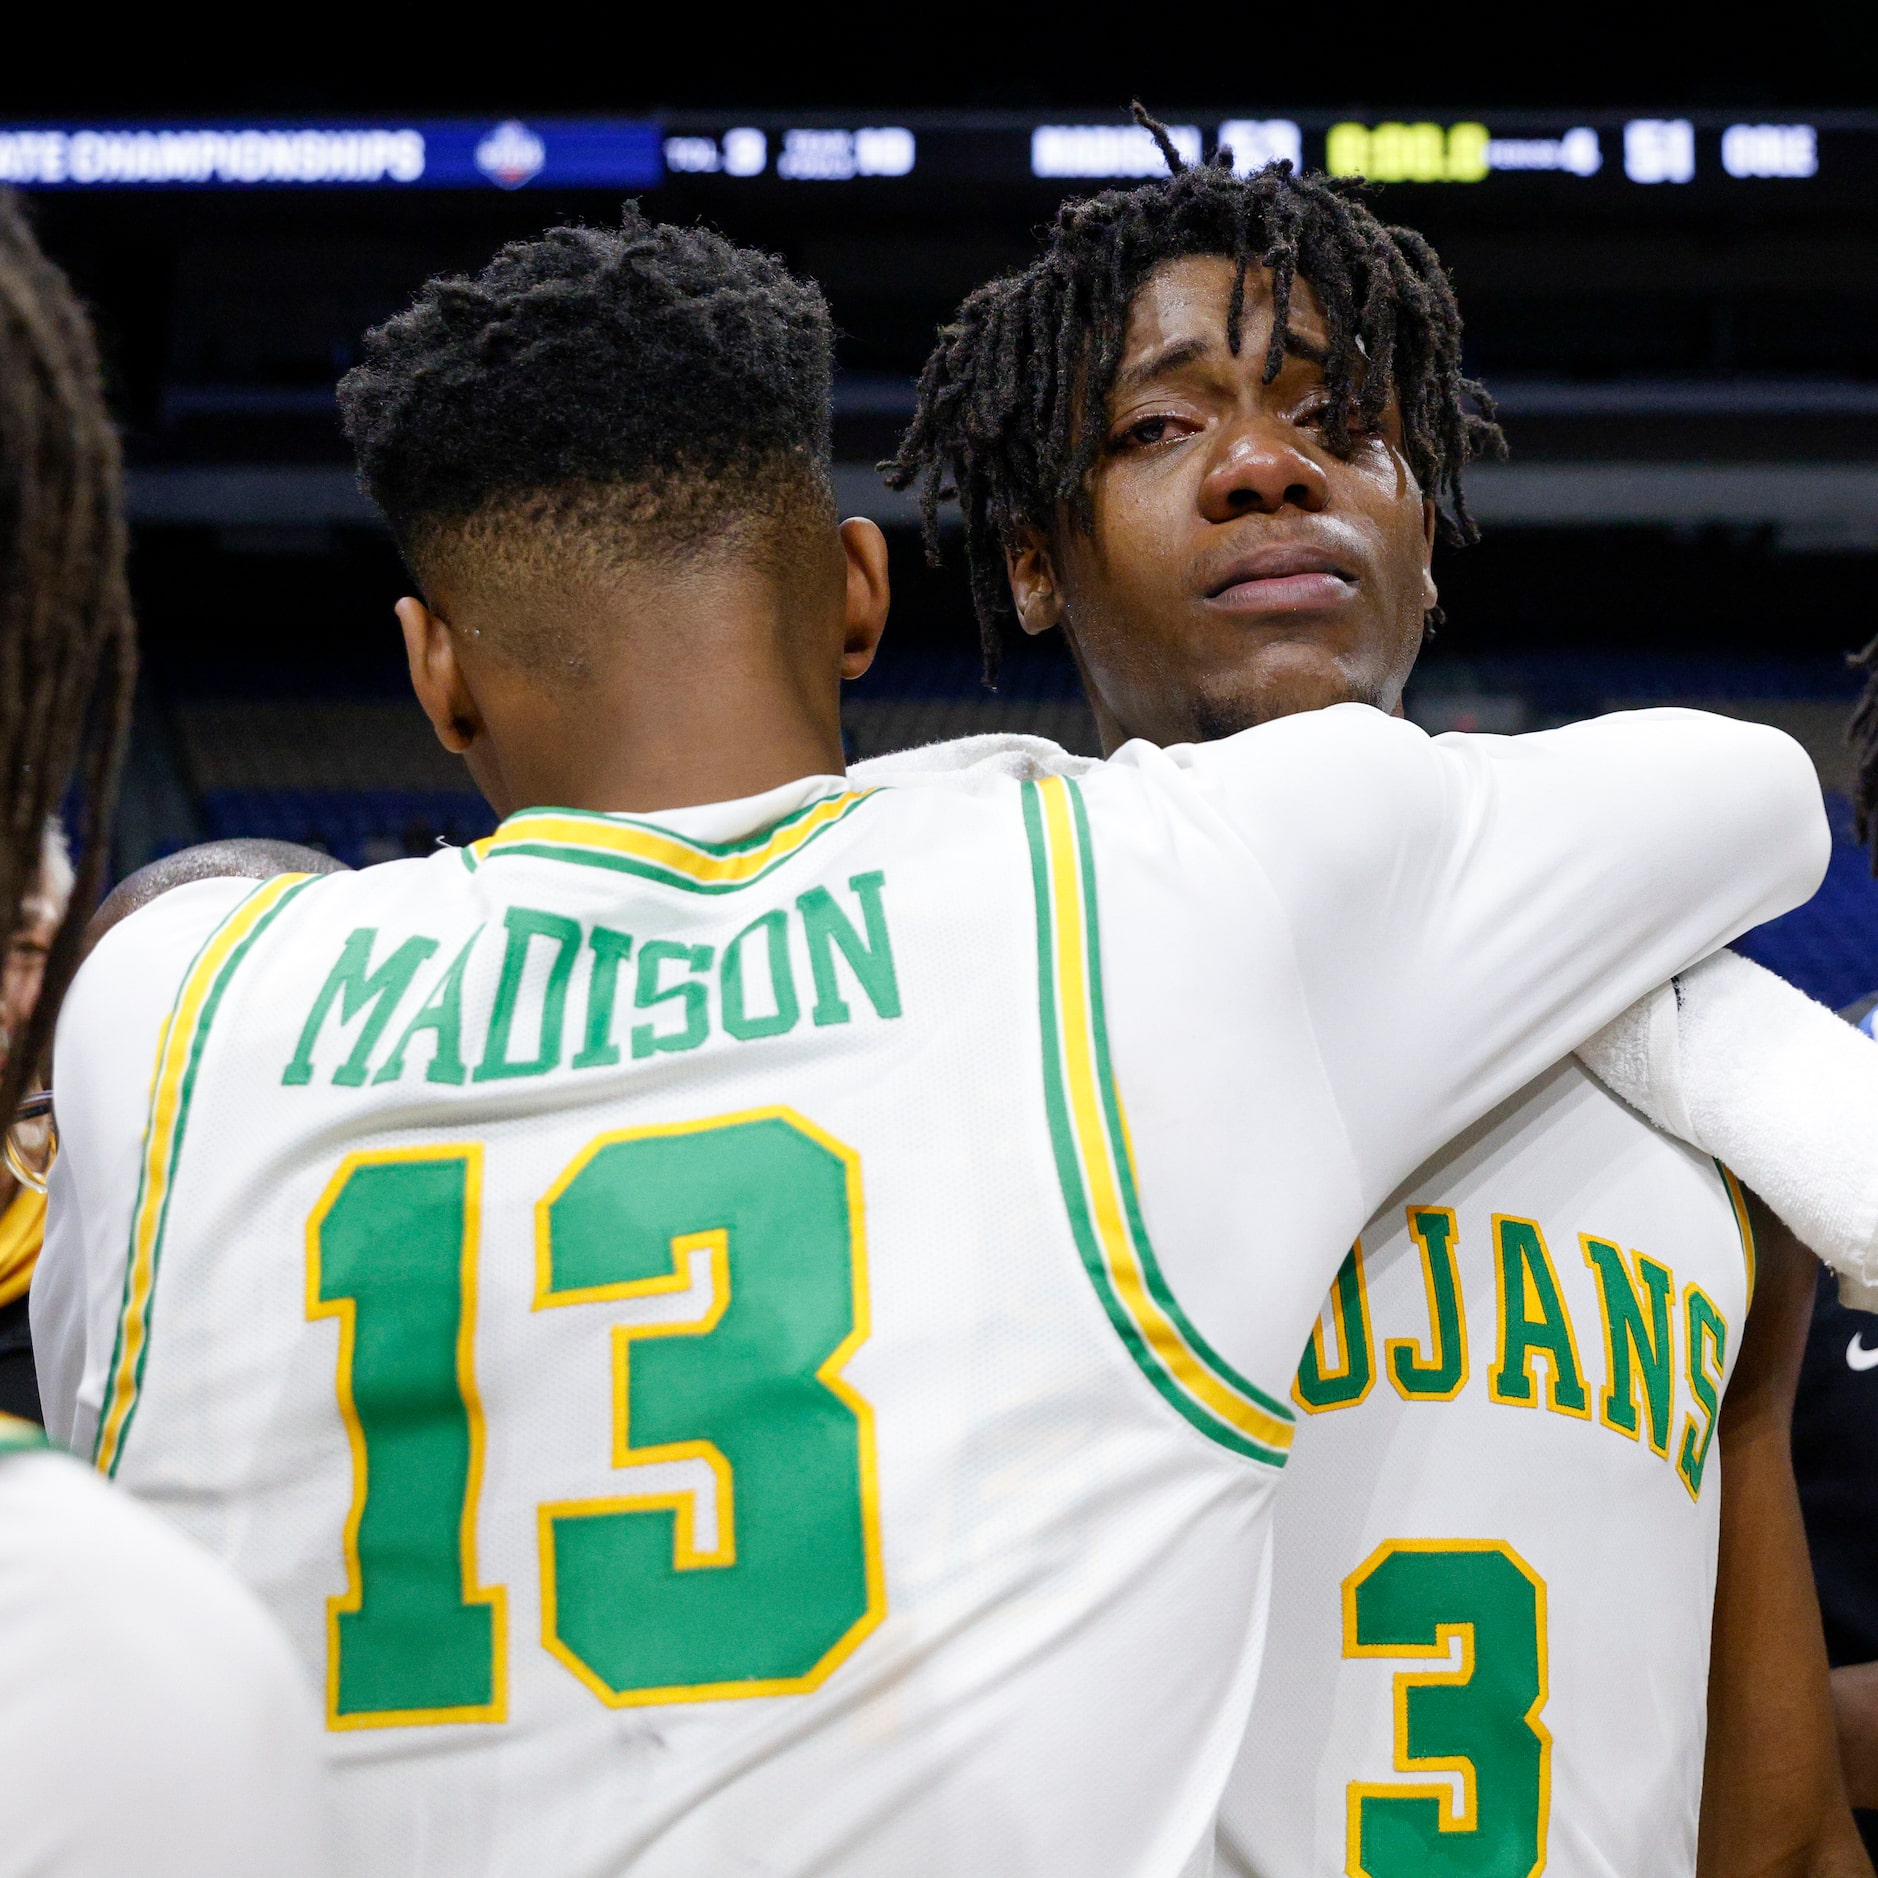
[1006,526,1066,638]
[1419,497,1439,615]
[838,517,891,680]
[396,597,482,754]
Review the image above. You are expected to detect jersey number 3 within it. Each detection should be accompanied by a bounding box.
[1344,1539,1550,1878]
[308,1109,881,1728]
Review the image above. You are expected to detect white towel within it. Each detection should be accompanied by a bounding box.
[1577,950,1878,1307]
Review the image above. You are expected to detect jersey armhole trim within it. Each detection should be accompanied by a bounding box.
[1716,1160,1757,1309]
[92,873,316,1476]
[1022,775,1294,1467]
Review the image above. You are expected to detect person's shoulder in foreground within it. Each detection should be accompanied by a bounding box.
[0,1416,330,1875]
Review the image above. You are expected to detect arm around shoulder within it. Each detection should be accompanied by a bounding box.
[1176,705,1828,1201]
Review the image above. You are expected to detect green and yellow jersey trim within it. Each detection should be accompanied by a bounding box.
[0,1410,46,1455]
[1717,1160,1757,1307]
[463,789,878,893]
[1022,775,1294,1466]
[94,873,314,1477]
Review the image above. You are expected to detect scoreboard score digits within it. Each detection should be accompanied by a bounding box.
[0,112,1848,194]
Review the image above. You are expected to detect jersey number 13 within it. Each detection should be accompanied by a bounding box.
[306,1108,882,1728]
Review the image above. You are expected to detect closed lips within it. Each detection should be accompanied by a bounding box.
[1205,547,1357,610]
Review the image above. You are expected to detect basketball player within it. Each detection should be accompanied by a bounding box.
[880,136,1867,1873]
[37,209,1821,1876]
[27,837,349,1429]
[0,194,331,1872]
[0,822,77,1420]
[1785,678,1878,1862]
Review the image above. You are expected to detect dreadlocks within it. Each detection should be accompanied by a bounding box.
[0,191,136,1124]
[884,107,1506,679]
[1847,636,1878,870]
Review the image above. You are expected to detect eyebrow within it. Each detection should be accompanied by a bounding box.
[1108,325,1336,407]
[1109,336,1214,402]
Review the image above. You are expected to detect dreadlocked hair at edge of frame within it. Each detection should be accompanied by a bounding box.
[0,190,137,1125]
[1847,634,1878,872]
[882,104,1507,682]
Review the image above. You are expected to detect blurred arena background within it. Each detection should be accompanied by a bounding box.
[6,39,1876,1003]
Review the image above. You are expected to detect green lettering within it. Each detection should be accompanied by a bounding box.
[375,930,481,1086]
[1294,1246,1375,1411]
[721,910,800,1042]
[1678,1287,1727,1500]
[571,927,634,1070]
[632,940,714,1058]
[475,907,583,1082]
[797,871,900,1027]
[1489,1216,1589,1416]
[1389,1207,1468,1400]
[1584,1237,1675,1455]
[283,928,438,1088]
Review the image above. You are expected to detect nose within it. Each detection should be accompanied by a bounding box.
[1198,418,1331,523]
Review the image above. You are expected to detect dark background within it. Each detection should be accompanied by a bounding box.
[10,16,1878,991]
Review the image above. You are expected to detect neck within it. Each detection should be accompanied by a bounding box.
[459,560,847,817]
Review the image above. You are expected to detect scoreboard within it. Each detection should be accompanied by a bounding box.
[0,111,1854,196]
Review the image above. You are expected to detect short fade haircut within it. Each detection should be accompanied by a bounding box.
[337,206,837,670]
[885,109,1506,679]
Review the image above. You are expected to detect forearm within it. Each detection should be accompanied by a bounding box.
[1702,1422,1867,1876]
[1701,1206,1872,1877]
[1833,1664,1878,1811]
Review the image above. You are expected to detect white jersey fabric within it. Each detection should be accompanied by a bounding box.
[857,733,1768,1878]
[0,1417,331,1876]
[38,705,1823,1877]
[1215,1062,1752,1878]
[861,735,1768,1876]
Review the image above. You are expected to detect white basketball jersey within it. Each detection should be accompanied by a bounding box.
[0,1417,332,1876]
[39,706,1819,1877]
[1217,1061,1752,1878]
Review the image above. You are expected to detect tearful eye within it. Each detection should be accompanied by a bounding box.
[1302,397,1380,439]
[1113,415,1183,451]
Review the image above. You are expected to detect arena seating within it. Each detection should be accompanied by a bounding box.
[154,651,1878,1008]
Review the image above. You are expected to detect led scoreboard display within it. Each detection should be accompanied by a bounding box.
[0,111,1856,193]
[0,120,662,190]
[656,111,1845,192]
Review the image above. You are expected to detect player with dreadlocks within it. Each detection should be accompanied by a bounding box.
[887,108,1500,724]
[874,116,1871,1875]
[0,195,134,1122]
[0,194,331,1873]
[1771,617,1878,1871]
[35,193,1826,1875]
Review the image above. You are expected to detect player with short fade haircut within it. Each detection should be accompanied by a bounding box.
[41,203,1828,1876]
[872,124,1873,1875]
[339,206,839,688]
[886,105,1504,700]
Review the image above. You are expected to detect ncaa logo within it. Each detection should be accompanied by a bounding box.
[475,121,546,190]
